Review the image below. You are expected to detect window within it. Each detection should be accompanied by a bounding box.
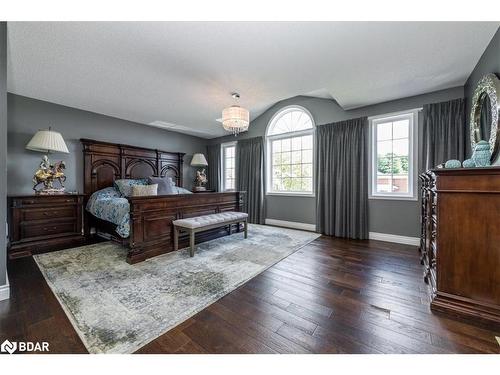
[369,110,418,200]
[222,142,236,191]
[266,106,315,196]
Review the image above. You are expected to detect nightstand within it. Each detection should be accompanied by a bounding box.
[8,194,86,258]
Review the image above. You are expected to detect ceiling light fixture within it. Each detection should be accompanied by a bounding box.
[221,93,250,136]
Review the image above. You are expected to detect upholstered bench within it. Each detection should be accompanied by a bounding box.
[173,211,249,257]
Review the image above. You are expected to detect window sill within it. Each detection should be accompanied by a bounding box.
[369,194,418,201]
[266,192,316,198]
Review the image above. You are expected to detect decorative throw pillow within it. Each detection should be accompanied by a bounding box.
[114,179,148,197]
[147,176,176,195]
[131,184,158,197]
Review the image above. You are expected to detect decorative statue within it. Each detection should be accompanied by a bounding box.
[32,159,67,194]
[193,168,207,191]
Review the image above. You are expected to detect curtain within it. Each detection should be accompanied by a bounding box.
[479,97,492,144]
[236,137,265,224]
[206,144,221,192]
[315,117,369,239]
[421,98,465,171]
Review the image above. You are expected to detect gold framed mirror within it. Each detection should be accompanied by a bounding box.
[470,73,500,162]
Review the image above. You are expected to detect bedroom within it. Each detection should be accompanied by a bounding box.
[1,1,500,373]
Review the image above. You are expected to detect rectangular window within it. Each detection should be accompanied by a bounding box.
[370,111,417,200]
[222,142,236,191]
[268,133,314,195]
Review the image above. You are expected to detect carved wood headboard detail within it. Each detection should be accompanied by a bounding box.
[81,139,185,196]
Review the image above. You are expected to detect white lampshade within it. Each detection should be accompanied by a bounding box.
[26,129,69,154]
[222,105,250,135]
[191,153,208,167]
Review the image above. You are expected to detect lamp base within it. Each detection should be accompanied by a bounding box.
[36,187,66,195]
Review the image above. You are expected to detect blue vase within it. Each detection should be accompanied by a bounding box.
[444,159,461,168]
[472,140,491,167]
[462,158,475,168]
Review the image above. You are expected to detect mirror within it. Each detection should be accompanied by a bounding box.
[470,73,500,162]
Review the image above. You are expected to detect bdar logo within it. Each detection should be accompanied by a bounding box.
[1,340,17,354]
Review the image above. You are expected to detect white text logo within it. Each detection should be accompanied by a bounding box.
[1,339,49,354]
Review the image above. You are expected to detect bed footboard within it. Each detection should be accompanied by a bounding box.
[127,192,245,263]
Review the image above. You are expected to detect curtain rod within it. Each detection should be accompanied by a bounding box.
[368,107,423,121]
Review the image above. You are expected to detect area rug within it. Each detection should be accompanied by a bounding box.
[34,224,320,354]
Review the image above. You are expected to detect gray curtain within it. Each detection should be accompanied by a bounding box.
[421,98,465,171]
[479,97,492,143]
[236,137,265,224]
[315,117,369,239]
[206,144,221,192]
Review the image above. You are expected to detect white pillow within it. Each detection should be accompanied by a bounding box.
[131,184,158,197]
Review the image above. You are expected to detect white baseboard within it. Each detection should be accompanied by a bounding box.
[265,218,316,232]
[264,219,419,246]
[0,273,10,301]
[369,232,420,246]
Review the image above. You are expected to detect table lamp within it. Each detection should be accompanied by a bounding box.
[191,153,208,191]
[26,127,70,194]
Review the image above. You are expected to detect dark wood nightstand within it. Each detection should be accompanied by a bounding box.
[8,194,85,259]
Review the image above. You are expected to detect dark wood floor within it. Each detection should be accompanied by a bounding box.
[1,236,500,354]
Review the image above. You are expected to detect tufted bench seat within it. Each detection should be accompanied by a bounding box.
[173,211,248,257]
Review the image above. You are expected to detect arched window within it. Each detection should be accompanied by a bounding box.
[266,106,315,195]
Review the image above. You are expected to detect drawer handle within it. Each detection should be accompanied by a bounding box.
[44,226,58,231]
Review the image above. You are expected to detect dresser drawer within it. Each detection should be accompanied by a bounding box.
[22,206,76,222]
[16,196,79,207]
[21,221,77,239]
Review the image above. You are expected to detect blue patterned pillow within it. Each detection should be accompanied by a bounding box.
[114,179,148,197]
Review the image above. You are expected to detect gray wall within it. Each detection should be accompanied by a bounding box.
[210,86,465,237]
[464,26,500,164]
[7,94,208,195]
[1,23,7,286]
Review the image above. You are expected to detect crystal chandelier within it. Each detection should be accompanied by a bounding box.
[221,93,250,135]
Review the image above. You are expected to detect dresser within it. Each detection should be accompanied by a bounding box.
[8,194,85,258]
[420,168,500,325]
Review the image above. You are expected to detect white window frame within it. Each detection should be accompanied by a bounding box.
[369,109,419,201]
[265,105,316,197]
[221,141,237,191]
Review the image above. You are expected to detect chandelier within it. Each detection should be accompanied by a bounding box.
[221,93,249,135]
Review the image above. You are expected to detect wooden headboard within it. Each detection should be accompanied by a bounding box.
[81,139,185,196]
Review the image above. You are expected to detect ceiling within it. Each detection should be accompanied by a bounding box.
[7,22,499,138]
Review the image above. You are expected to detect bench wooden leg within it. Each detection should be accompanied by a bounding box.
[244,220,248,239]
[189,230,195,257]
[173,226,179,251]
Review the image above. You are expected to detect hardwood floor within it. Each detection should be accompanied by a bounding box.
[1,235,500,354]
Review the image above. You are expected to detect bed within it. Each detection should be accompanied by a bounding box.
[82,139,245,263]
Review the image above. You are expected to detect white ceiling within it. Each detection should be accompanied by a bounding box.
[7,22,499,138]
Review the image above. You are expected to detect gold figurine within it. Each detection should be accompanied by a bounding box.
[32,156,67,194]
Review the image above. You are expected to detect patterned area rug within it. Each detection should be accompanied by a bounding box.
[34,224,320,354]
